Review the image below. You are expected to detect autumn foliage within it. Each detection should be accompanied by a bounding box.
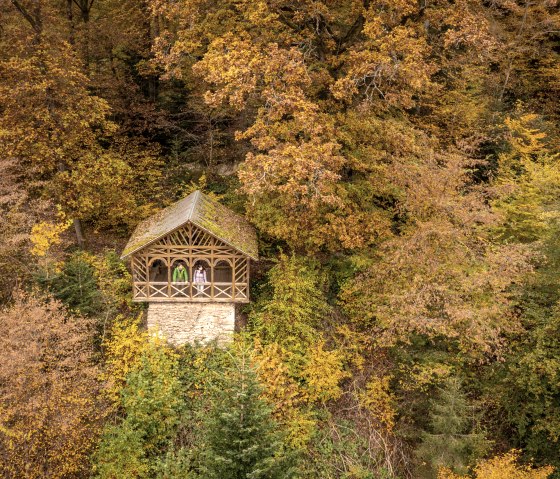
[1,0,560,477]
[438,450,554,479]
[0,293,106,478]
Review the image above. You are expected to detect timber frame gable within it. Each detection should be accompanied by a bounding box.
[122,191,257,303]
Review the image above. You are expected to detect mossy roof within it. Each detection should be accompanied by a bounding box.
[121,190,258,260]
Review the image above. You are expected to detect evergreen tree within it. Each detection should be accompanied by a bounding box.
[196,348,297,479]
[416,377,490,478]
[94,340,184,478]
[40,252,101,315]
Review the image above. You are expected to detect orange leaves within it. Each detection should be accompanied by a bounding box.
[339,139,535,359]
[241,138,343,203]
[440,0,497,53]
[194,34,313,124]
[152,1,441,252]
[195,33,353,249]
[0,293,106,478]
[341,214,533,359]
[332,25,435,109]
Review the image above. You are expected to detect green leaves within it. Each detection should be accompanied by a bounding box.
[250,254,329,354]
[196,348,297,479]
[95,340,183,478]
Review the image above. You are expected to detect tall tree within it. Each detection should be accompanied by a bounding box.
[0,1,164,240]
[416,377,490,478]
[0,293,106,479]
[195,348,297,479]
[149,0,559,252]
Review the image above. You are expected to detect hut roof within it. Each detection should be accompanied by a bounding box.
[121,190,258,260]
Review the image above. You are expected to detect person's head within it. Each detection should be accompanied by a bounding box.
[197,264,203,270]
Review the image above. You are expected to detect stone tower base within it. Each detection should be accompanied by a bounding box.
[147,302,235,346]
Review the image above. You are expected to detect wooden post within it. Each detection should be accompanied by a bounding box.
[232,258,236,301]
[211,257,215,299]
[145,256,151,299]
[167,259,171,298]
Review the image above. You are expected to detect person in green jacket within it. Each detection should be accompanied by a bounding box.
[172,262,188,283]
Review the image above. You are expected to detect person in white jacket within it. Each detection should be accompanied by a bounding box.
[193,264,207,296]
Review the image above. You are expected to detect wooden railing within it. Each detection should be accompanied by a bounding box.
[132,281,248,302]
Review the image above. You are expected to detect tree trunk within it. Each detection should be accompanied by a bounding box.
[73,219,86,249]
[67,0,75,45]
[57,163,86,248]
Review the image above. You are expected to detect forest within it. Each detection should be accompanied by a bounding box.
[0,0,559,478]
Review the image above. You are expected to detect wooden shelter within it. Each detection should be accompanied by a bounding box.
[121,190,258,303]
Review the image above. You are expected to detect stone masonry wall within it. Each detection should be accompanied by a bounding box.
[147,302,235,346]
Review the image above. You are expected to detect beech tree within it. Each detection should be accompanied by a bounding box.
[0,293,106,479]
[149,0,559,253]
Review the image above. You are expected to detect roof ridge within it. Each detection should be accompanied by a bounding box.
[186,189,200,221]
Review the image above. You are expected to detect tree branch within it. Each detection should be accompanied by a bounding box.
[337,0,371,51]
[10,0,39,33]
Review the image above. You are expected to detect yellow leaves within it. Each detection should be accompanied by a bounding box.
[0,33,163,232]
[300,342,349,404]
[54,137,163,230]
[242,0,280,28]
[438,450,554,479]
[101,315,150,404]
[504,113,550,160]
[403,361,454,393]
[253,341,301,413]
[493,110,560,243]
[175,173,222,203]
[357,375,396,431]
[0,41,113,176]
[154,0,442,253]
[284,408,317,451]
[252,341,317,449]
[29,208,72,257]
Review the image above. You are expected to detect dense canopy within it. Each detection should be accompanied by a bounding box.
[0,0,559,478]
